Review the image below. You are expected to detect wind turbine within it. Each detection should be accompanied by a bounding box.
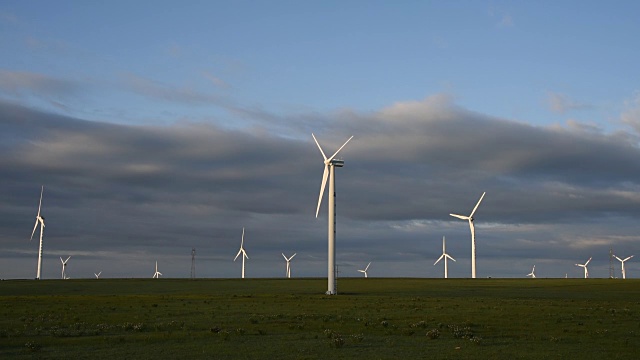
[312,133,353,295]
[153,261,162,278]
[357,262,371,278]
[434,236,456,278]
[234,227,249,279]
[614,255,634,279]
[30,186,46,280]
[450,192,485,279]
[94,271,102,279]
[282,253,297,278]
[60,256,71,279]
[575,257,592,278]
[526,265,536,278]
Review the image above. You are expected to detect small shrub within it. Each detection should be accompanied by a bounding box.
[24,342,42,352]
[330,334,345,348]
[426,329,440,339]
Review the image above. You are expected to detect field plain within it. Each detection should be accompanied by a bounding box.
[1,278,639,359]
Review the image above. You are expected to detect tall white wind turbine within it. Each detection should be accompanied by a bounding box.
[60,256,71,279]
[94,271,102,279]
[234,227,249,279]
[153,261,162,278]
[30,186,46,280]
[434,236,456,278]
[312,133,353,295]
[282,253,297,278]
[614,255,634,279]
[575,257,592,279]
[450,192,485,279]
[357,262,371,278]
[526,265,536,278]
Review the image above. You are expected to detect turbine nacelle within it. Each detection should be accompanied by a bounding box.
[313,133,353,218]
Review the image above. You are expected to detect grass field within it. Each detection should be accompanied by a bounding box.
[1,278,639,359]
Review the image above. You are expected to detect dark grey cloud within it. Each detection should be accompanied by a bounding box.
[1,96,639,280]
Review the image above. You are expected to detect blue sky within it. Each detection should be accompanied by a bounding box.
[2,1,640,280]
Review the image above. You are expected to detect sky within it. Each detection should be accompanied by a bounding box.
[2,1,640,280]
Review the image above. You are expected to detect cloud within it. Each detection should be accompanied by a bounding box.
[0,70,79,98]
[203,71,231,89]
[1,96,640,280]
[547,92,591,114]
[621,91,640,133]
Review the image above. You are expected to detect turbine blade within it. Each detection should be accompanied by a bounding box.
[37,186,43,217]
[315,165,329,218]
[357,270,365,273]
[312,133,328,161]
[434,254,444,265]
[290,253,297,259]
[243,250,249,260]
[450,214,469,220]
[234,249,242,261]
[469,192,486,218]
[469,219,475,240]
[625,255,634,261]
[240,227,245,248]
[615,255,622,262]
[327,136,354,162]
[446,254,456,262]
[282,253,287,260]
[585,257,592,266]
[30,219,39,240]
[365,262,371,271]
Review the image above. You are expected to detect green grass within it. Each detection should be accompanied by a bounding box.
[1,278,639,359]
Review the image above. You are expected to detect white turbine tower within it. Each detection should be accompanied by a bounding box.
[312,133,353,295]
[94,271,102,279]
[153,261,162,278]
[60,256,71,280]
[434,236,456,278]
[234,228,249,279]
[357,262,371,278]
[614,255,634,279]
[575,257,592,279]
[282,253,297,278]
[450,192,485,279]
[526,265,536,278]
[30,186,46,280]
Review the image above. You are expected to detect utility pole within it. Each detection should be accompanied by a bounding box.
[191,248,196,279]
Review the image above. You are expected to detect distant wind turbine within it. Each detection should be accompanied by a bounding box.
[282,253,297,278]
[614,255,634,279]
[30,186,46,280]
[575,257,592,279]
[312,133,353,295]
[234,228,249,279]
[153,261,162,279]
[60,256,71,280]
[450,192,485,279]
[434,236,456,278]
[357,262,371,278]
[526,265,536,278]
[94,271,102,279]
